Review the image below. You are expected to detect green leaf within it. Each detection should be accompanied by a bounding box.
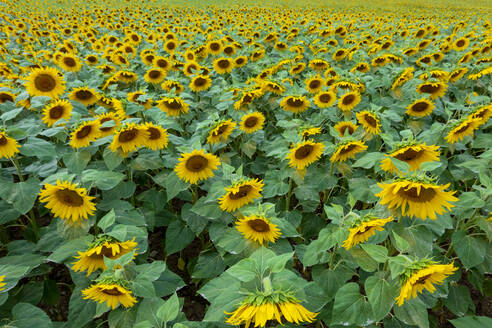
[135,297,166,327]
[192,251,225,279]
[157,292,180,323]
[133,278,156,298]
[47,235,93,263]
[365,275,398,320]
[266,252,293,273]
[67,287,96,328]
[419,161,442,172]
[20,137,56,158]
[350,248,378,272]
[98,209,116,231]
[389,255,414,280]
[82,169,126,190]
[63,150,91,174]
[136,261,166,282]
[103,148,123,170]
[104,250,135,271]
[12,302,52,328]
[360,244,388,263]
[226,258,257,282]
[199,273,243,322]
[164,171,189,201]
[191,197,222,220]
[241,139,257,158]
[443,285,474,316]
[108,307,137,328]
[165,220,195,255]
[0,264,31,292]
[452,231,486,269]
[389,157,410,173]
[353,152,385,169]
[392,231,410,252]
[5,177,40,214]
[331,282,374,326]
[450,316,492,328]
[394,298,429,328]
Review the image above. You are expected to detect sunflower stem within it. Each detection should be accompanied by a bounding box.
[262,276,273,295]
[285,177,293,211]
[191,184,198,204]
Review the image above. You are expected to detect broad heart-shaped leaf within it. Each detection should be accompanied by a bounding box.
[199,273,243,322]
[63,150,91,174]
[389,157,410,173]
[81,169,126,190]
[165,219,195,255]
[365,274,398,321]
[47,235,93,263]
[12,302,52,328]
[135,297,166,327]
[226,258,257,282]
[67,287,97,328]
[450,316,492,328]
[266,252,294,273]
[360,244,388,263]
[331,282,374,326]
[164,171,189,201]
[443,285,475,316]
[452,231,486,269]
[3,177,41,215]
[353,152,386,169]
[108,307,138,328]
[157,292,180,323]
[192,251,226,279]
[0,264,31,293]
[394,297,429,328]
[98,209,116,231]
[20,137,57,158]
[136,261,166,281]
[191,197,222,220]
[249,247,276,276]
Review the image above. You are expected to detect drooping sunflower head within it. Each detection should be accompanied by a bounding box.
[375,176,458,220]
[235,215,280,245]
[42,99,73,127]
[144,67,167,84]
[280,95,310,113]
[115,70,138,83]
[342,216,393,250]
[337,91,361,112]
[69,87,100,106]
[262,81,285,95]
[189,74,212,92]
[470,104,492,126]
[70,120,101,148]
[142,122,168,151]
[109,123,149,153]
[381,142,440,173]
[156,97,189,117]
[82,280,137,310]
[39,180,96,223]
[72,236,138,276]
[0,131,20,159]
[240,112,265,133]
[207,119,236,145]
[308,58,330,71]
[356,110,381,135]
[286,140,325,170]
[330,140,368,163]
[416,81,447,99]
[219,178,264,212]
[174,149,221,184]
[448,67,468,82]
[406,98,435,117]
[334,121,358,137]
[445,116,481,144]
[25,66,66,98]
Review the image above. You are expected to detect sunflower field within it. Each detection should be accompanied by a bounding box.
[0,0,491,326]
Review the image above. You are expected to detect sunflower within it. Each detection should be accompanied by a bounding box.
[156,96,189,116]
[309,58,330,71]
[96,112,121,137]
[174,149,221,184]
[127,91,153,109]
[350,62,370,73]
[330,140,368,163]
[39,180,96,223]
[219,179,264,212]
[313,90,336,108]
[445,117,481,144]
[144,67,166,84]
[25,67,65,98]
[213,57,234,74]
[448,67,468,82]
[338,91,361,112]
[85,54,99,66]
[375,177,458,220]
[183,61,201,77]
[334,121,358,137]
[286,140,324,170]
[70,120,101,148]
[471,104,492,126]
[142,122,168,151]
[234,56,248,67]
[207,40,223,55]
[280,96,310,113]
[381,143,440,173]
[82,281,137,310]
[207,119,236,144]
[109,123,148,153]
[305,76,324,93]
[235,215,281,245]
[406,98,435,117]
[356,110,381,134]
[161,80,184,94]
[396,262,457,306]
[453,37,470,51]
[0,91,15,103]
[69,87,99,106]
[0,275,5,292]
[290,62,306,75]
[58,54,82,72]
[301,127,322,139]
[416,82,447,99]
[332,48,349,61]
[189,75,212,92]
[226,292,317,326]
[0,131,20,159]
[42,99,73,127]
[240,112,265,133]
[342,216,393,250]
[72,237,138,275]
[262,81,285,95]
[153,56,172,70]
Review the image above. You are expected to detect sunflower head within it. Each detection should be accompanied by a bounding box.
[109,123,149,153]
[69,87,100,106]
[207,119,236,144]
[0,131,20,159]
[338,91,361,112]
[406,98,435,117]
[156,97,189,117]
[174,149,221,184]
[25,67,66,98]
[356,110,381,135]
[280,96,310,113]
[42,99,73,127]
[82,278,137,309]
[330,139,368,163]
[235,214,280,245]
[240,112,265,133]
[334,121,358,137]
[70,120,101,148]
[286,140,325,170]
[189,74,212,92]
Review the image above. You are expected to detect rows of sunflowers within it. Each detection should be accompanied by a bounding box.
[0,0,491,327]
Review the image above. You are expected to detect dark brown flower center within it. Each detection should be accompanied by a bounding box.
[194,77,207,87]
[34,74,56,92]
[363,114,377,127]
[456,40,465,47]
[55,189,84,206]
[339,144,357,155]
[420,56,431,64]
[185,155,208,172]
[354,226,372,236]
[415,274,432,285]
[76,90,94,100]
[339,125,354,135]
[210,42,220,51]
[235,58,245,65]
[217,59,230,69]
[295,144,314,159]
[88,56,97,63]
[212,124,229,136]
[156,59,168,68]
[148,70,161,79]
[102,287,123,296]
[309,80,321,89]
[0,135,7,146]
[76,125,92,139]
[335,50,345,57]
[166,42,176,50]
[148,127,161,140]
[63,57,77,67]
[165,99,182,110]
[411,102,429,112]
[118,129,138,143]
[49,105,64,119]
[0,93,14,103]
[247,219,270,232]
[454,122,474,134]
[286,97,304,107]
[395,148,424,161]
[398,186,437,202]
[342,94,355,105]
[228,185,252,200]
[244,116,258,128]
[319,93,332,103]
[145,54,155,62]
